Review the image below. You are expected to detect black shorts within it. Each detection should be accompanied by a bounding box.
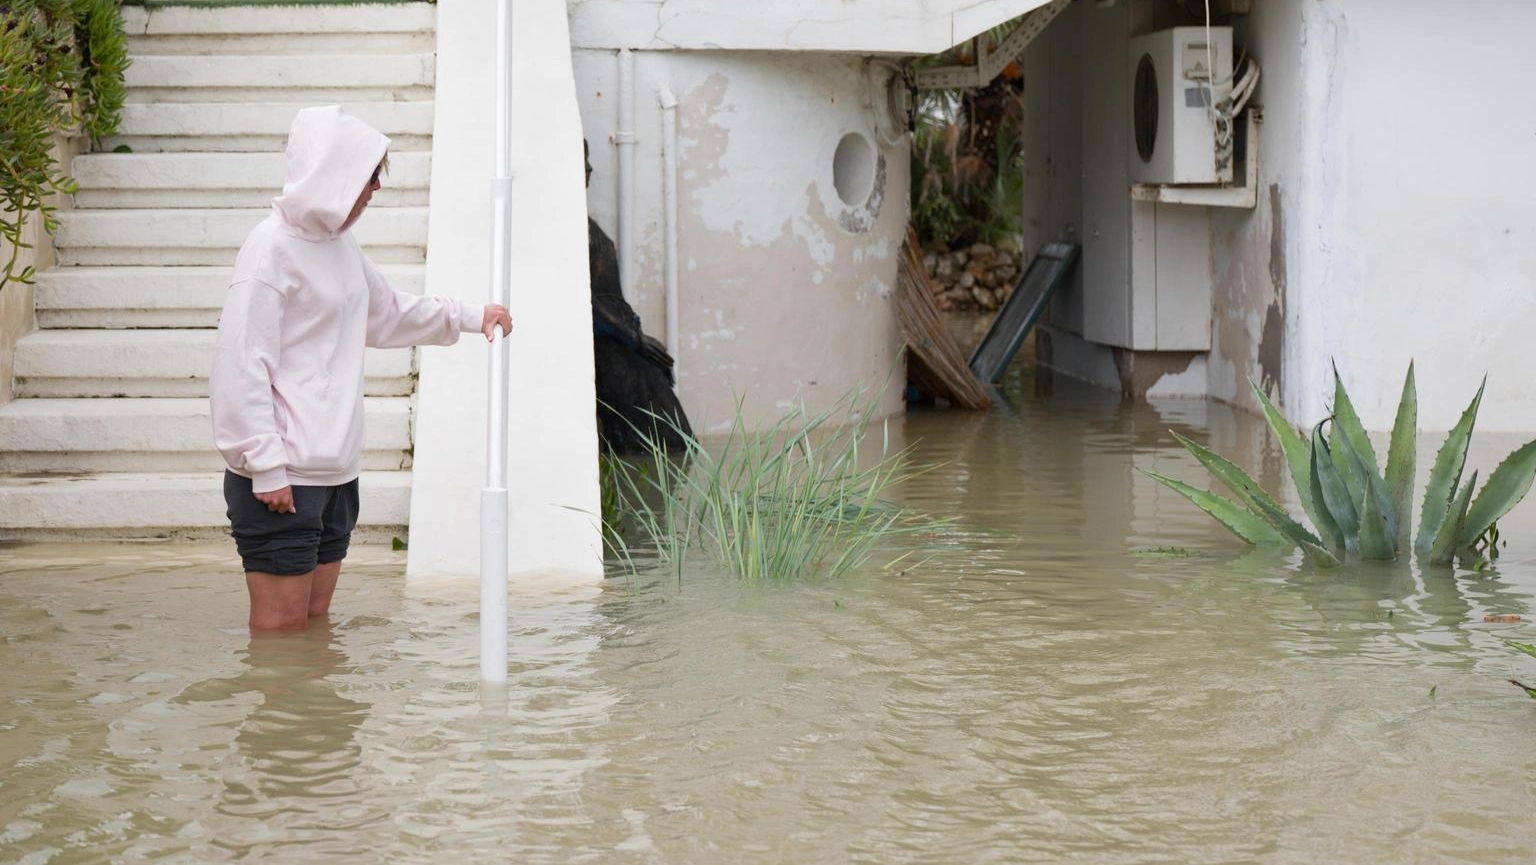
[223,471,361,576]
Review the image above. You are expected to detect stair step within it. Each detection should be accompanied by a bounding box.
[0,398,412,473]
[124,3,435,55]
[54,208,427,266]
[0,471,410,537]
[14,330,415,398]
[34,264,424,329]
[72,152,429,209]
[124,54,435,104]
[101,102,434,153]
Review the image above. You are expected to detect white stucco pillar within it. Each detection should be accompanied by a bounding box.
[407,0,601,582]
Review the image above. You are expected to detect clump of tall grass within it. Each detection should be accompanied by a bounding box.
[601,393,934,582]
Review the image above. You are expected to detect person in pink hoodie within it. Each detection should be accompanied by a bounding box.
[211,106,511,632]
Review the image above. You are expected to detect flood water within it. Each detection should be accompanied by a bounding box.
[6,368,1536,863]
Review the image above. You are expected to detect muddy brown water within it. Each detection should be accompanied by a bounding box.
[5,369,1536,863]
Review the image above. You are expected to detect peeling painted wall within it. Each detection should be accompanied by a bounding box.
[1022,0,1536,433]
[1215,0,1536,433]
[1207,3,1305,418]
[569,0,1058,54]
[574,50,908,432]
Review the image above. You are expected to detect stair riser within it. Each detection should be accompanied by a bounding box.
[71,152,430,194]
[56,209,428,248]
[99,135,434,154]
[0,424,411,457]
[56,247,424,267]
[34,267,425,329]
[0,401,412,452]
[129,33,435,56]
[125,55,435,92]
[121,4,436,37]
[54,209,428,266]
[16,340,413,379]
[0,471,412,533]
[75,189,428,209]
[101,102,434,153]
[38,311,214,329]
[0,451,411,474]
[0,525,409,543]
[126,87,435,105]
[15,377,414,399]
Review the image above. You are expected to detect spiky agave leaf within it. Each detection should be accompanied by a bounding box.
[1417,378,1485,555]
[1328,366,1400,546]
[1307,432,1347,555]
[1141,470,1287,545]
[1457,439,1536,549]
[1356,468,1396,560]
[1384,363,1417,553]
[1311,423,1360,546]
[1249,499,1342,566]
[1249,379,1324,536]
[1170,431,1334,562]
[1427,471,1477,566]
[1330,362,1383,481]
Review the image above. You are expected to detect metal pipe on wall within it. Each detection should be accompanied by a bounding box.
[616,49,637,301]
[658,87,680,369]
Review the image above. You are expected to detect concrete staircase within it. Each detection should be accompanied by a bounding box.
[0,3,437,541]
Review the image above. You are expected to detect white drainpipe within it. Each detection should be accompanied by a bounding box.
[481,0,513,686]
[658,87,680,370]
[616,49,637,301]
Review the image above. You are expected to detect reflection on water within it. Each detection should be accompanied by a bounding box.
[5,373,1536,863]
[176,624,373,850]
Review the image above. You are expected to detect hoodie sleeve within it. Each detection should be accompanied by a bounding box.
[211,279,291,493]
[362,254,481,348]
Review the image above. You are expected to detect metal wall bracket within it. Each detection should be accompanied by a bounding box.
[915,0,1072,90]
[1130,110,1262,209]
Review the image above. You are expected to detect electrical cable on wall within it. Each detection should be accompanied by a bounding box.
[1202,0,1259,151]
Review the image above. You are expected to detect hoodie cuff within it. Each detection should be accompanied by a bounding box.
[459,302,483,335]
[250,466,291,494]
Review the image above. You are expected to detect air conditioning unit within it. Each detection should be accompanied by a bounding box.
[1128,26,1232,185]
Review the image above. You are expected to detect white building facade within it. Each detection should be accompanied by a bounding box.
[1019,0,1536,432]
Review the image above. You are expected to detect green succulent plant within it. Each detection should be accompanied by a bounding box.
[1145,364,1536,568]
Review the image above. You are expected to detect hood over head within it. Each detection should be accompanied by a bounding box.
[272,106,390,239]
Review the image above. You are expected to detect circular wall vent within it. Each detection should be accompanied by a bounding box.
[833,132,876,207]
[1133,53,1158,164]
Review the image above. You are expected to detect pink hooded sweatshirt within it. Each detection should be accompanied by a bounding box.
[211,106,479,493]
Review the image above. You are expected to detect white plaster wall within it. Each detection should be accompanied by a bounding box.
[1303,0,1536,432]
[1214,0,1536,433]
[0,135,77,405]
[407,0,601,581]
[574,50,908,433]
[569,0,1055,54]
[1208,3,1304,417]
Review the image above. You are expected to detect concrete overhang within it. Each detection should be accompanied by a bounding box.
[568,0,1058,54]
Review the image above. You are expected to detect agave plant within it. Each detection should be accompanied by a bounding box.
[1145,364,1536,567]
